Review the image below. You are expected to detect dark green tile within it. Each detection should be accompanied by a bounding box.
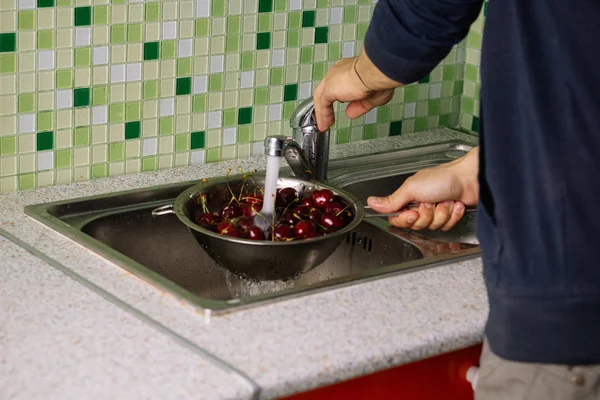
[176,77,191,95]
[439,114,451,127]
[258,0,273,13]
[73,87,90,107]
[125,121,141,139]
[238,107,252,125]
[389,120,402,136]
[143,41,160,60]
[74,6,92,26]
[471,116,480,133]
[484,1,488,17]
[314,26,328,44]
[36,131,54,151]
[415,117,428,132]
[190,131,205,149]
[0,33,16,53]
[37,0,54,7]
[256,32,270,50]
[283,84,298,102]
[418,74,430,84]
[302,10,315,27]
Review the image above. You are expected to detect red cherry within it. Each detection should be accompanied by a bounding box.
[294,205,310,216]
[247,226,266,240]
[304,231,319,239]
[243,193,263,206]
[294,220,317,238]
[195,212,217,226]
[324,202,344,214]
[236,216,255,232]
[312,189,334,208]
[217,221,235,235]
[279,187,298,205]
[275,192,287,208]
[224,229,243,238]
[300,196,314,207]
[273,224,293,241]
[280,211,298,227]
[308,208,322,224]
[241,203,261,217]
[220,204,241,219]
[320,212,343,232]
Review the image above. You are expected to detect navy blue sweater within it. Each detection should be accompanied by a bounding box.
[365,0,600,364]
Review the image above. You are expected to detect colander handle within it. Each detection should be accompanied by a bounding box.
[151,204,174,216]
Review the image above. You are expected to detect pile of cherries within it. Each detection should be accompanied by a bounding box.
[193,184,354,241]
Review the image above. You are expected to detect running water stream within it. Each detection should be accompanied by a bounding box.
[255,154,281,233]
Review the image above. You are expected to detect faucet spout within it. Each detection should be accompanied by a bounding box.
[263,135,314,180]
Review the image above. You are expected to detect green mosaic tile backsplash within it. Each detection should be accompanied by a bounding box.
[0,0,484,192]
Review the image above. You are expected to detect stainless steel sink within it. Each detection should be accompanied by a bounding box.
[25,140,480,314]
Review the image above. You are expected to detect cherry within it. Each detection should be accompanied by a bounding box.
[247,226,266,240]
[280,211,299,227]
[220,204,241,219]
[273,223,294,241]
[243,193,263,206]
[217,221,235,235]
[320,212,343,232]
[275,192,287,208]
[224,229,244,238]
[308,208,322,224]
[304,231,319,239]
[294,220,317,238]
[278,187,298,205]
[293,205,310,217]
[236,216,255,232]
[241,202,261,217]
[195,212,217,226]
[300,196,314,207]
[325,202,344,215]
[312,189,334,208]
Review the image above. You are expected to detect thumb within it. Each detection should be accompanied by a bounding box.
[367,188,412,213]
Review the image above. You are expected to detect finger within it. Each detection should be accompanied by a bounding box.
[367,186,412,214]
[346,99,375,119]
[388,210,419,229]
[313,84,335,132]
[428,201,454,230]
[440,202,466,231]
[411,202,435,230]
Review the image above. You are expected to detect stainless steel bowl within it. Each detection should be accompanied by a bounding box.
[153,174,364,281]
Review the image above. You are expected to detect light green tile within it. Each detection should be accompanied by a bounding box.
[74,126,89,146]
[91,164,107,179]
[93,6,109,25]
[142,156,157,171]
[109,103,125,122]
[159,117,173,135]
[56,149,72,168]
[37,30,54,49]
[177,58,192,77]
[92,86,108,105]
[109,142,124,161]
[161,40,176,59]
[209,73,223,92]
[175,134,189,151]
[192,94,207,112]
[18,94,35,113]
[37,111,54,131]
[206,147,221,163]
[126,102,141,121]
[19,174,35,190]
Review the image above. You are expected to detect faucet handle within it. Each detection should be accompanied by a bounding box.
[290,97,318,130]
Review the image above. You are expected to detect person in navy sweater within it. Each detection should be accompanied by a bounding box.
[314,1,600,398]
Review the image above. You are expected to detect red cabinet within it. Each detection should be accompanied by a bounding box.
[281,343,482,400]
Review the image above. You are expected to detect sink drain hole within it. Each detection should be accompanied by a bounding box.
[346,231,373,253]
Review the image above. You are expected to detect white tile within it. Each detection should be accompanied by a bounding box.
[210,55,224,73]
[191,150,206,164]
[222,127,237,145]
[92,105,108,124]
[18,114,36,134]
[37,151,54,171]
[110,64,126,83]
[18,0,35,9]
[37,51,55,71]
[196,0,210,17]
[298,82,312,100]
[429,83,442,99]
[126,63,142,82]
[271,49,285,67]
[342,42,355,58]
[142,138,158,156]
[93,46,109,65]
[193,76,208,93]
[56,90,73,109]
[268,104,282,122]
[240,71,254,89]
[75,28,91,47]
[178,39,193,58]
[330,8,343,24]
[159,98,175,116]
[252,141,263,156]
[403,102,416,119]
[207,111,222,128]
[288,0,302,10]
[162,21,177,40]
[365,108,378,123]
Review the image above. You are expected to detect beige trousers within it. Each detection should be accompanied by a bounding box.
[475,340,600,400]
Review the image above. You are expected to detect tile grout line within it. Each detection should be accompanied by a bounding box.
[0,227,262,400]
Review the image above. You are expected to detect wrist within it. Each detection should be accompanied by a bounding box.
[355,48,403,91]
[452,147,480,205]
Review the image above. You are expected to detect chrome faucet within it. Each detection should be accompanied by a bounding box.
[264,97,330,181]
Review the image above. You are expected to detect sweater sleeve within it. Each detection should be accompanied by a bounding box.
[364,0,484,84]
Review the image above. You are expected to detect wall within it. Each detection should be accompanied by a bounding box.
[0,0,476,193]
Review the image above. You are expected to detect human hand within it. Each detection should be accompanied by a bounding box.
[367,147,480,231]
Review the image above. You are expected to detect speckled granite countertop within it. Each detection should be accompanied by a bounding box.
[0,128,487,399]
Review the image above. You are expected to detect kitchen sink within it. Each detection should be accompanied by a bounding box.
[25,141,481,314]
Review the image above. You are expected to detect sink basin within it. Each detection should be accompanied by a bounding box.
[25,141,480,314]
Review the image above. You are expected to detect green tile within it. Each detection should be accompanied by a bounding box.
[37,131,54,151]
[159,117,174,135]
[37,0,54,7]
[92,86,108,105]
[238,125,251,143]
[195,19,210,37]
[302,10,315,27]
[300,47,313,64]
[74,87,90,108]
[377,105,390,123]
[177,58,192,77]
[212,0,225,17]
[161,40,176,59]
[74,6,92,26]
[336,127,349,144]
[144,41,160,60]
[0,54,16,73]
[288,12,301,29]
[19,174,35,190]
[37,30,54,49]
[461,97,474,114]
[258,14,272,32]
[484,1,488,17]
[145,2,160,21]
[37,112,53,131]
[418,74,430,84]
[465,64,478,81]
[175,134,189,151]
[389,120,402,136]
[454,80,464,96]
[287,30,300,47]
[55,149,72,168]
[226,35,240,53]
[190,131,205,149]
[328,43,341,60]
[256,32,271,50]
[109,103,125,122]
[57,0,72,5]
[357,23,368,41]
[240,52,254,70]
[227,16,241,35]
[0,136,16,155]
[270,67,283,85]
[467,32,482,49]
[283,101,296,119]
[404,85,418,102]
[127,23,143,42]
[439,114,451,127]
[192,94,206,112]
[313,62,326,80]
[238,107,252,125]
[125,121,141,139]
[143,80,159,99]
[91,164,107,178]
[283,84,298,102]
[74,126,89,146]
[111,24,127,44]
[142,156,157,171]
[415,117,428,132]
[0,33,17,53]
[472,116,480,133]
[258,0,273,13]
[343,5,357,23]
[428,98,441,115]
[176,77,192,95]
[93,6,109,25]
[18,94,35,113]
[18,11,35,30]
[317,0,328,7]
[274,0,286,11]
[363,124,377,140]
[209,73,223,92]
[223,109,236,127]
[206,148,221,163]
[443,65,456,81]
[255,87,268,105]
[74,47,91,67]
[56,70,73,89]
[126,102,141,121]
[109,142,124,161]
